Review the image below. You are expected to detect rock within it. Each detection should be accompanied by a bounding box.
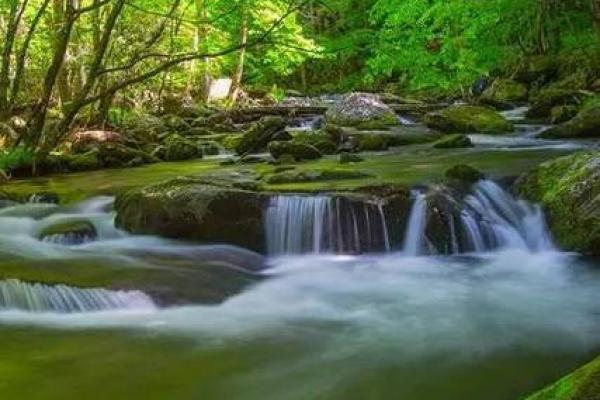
[445,164,484,183]
[516,152,600,255]
[235,116,287,155]
[268,141,322,161]
[471,76,491,96]
[96,142,159,168]
[66,151,101,172]
[38,219,97,245]
[550,105,578,124]
[291,132,337,155]
[424,105,513,134]
[540,106,600,138]
[266,168,371,184]
[526,89,586,119]
[339,153,364,164]
[115,176,268,252]
[274,154,296,165]
[325,93,398,129]
[355,133,390,151]
[240,154,271,164]
[220,134,243,152]
[271,131,293,142]
[514,55,557,84]
[480,79,528,108]
[28,192,60,204]
[72,130,121,153]
[163,134,202,161]
[423,186,462,255]
[525,355,600,400]
[432,134,473,149]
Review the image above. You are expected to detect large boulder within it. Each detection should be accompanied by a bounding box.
[268,141,322,161]
[115,174,268,253]
[325,93,398,129]
[235,116,287,155]
[480,79,528,108]
[163,134,202,161]
[539,106,600,139]
[516,152,600,255]
[424,105,513,134]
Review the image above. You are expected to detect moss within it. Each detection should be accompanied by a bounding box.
[339,153,364,164]
[481,79,528,105]
[424,105,514,134]
[266,168,371,184]
[38,219,97,240]
[516,152,600,255]
[527,89,586,119]
[526,356,600,400]
[356,134,390,151]
[550,105,578,124]
[235,116,286,155]
[291,132,337,154]
[445,164,484,183]
[355,113,399,130]
[220,134,244,151]
[163,134,202,161]
[432,134,473,149]
[268,141,322,161]
[540,106,600,139]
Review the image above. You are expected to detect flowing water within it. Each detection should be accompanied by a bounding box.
[1,111,600,398]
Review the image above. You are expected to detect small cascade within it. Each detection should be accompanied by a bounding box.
[0,279,156,313]
[461,180,553,252]
[264,195,390,255]
[286,115,325,132]
[402,180,554,255]
[403,192,427,256]
[42,231,96,246]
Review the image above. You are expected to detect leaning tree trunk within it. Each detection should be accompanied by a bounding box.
[593,0,600,39]
[228,11,248,102]
[0,0,27,119]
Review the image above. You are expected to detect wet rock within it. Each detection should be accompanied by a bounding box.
[115,176,268,252]
[291,132,337,155]
[325,93,398,129]
[526,89,586,119]
[356,133,390,151]
[516,152,600,255]
[445,164,484,184]
[268,141,322,161]
[424,187,462,255]
[38,219,97,245]
[540,106,600,138]
[425,105,513,134]
[235,116,287,155]
[432,134,473,149]
[96,142,159,168]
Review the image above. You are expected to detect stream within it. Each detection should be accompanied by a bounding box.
[0,107,599,399]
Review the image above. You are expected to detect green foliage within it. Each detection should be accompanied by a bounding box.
[0,147,35,173]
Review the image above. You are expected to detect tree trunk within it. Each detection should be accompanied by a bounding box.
[26,0,76,149]
[593,0,600,38]
[0,0,27,118]
[228,9,248,102]
[52,0,72,105]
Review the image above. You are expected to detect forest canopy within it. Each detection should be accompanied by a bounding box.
[0,0,599,152]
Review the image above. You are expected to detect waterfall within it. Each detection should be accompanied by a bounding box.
[462,180,553,252]
[402,180,554,255]
[0,279,156,313]
[264,195,390,255]
[403,192,427,256]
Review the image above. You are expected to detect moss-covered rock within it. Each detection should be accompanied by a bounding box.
[268,141,322,161]
[526,355,600,400]
[480,79,528,107]
[432,134,473,149]
[424,105,514,134]
[356,133,390,151]
[540,106,600,139]
[514,55,558,84]
[235,116,286,155]
[163,134,202,161]
[550,105,579,124]
[339,153,364,164]
[445,164,484,183]
[527,89,586,119]
[291,132,337,155]
[266,168,371,184]
[516,152,600,255]
[38,219,97,245]
[115,174,268,252]
[325,93,398,129]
